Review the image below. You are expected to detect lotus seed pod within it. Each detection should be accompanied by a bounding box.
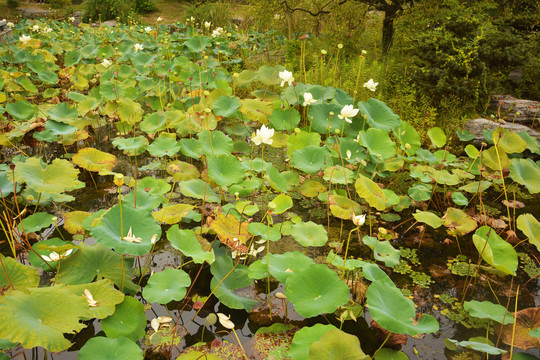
[113,173,124,187]
[205,313,217,326]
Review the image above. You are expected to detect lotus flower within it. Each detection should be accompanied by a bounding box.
[204,21,211,29]
[43,27,52,33]
[32,25,39,32]
[352,214,366,226]
[68,16,75,22]
[42,248,73,262]
[338,104,359,124]
[101,58,112,68]
[302,92,317,107]
[251,124,274,146]
[217,313,235,329]
[134,43,144,52]
[7,22,14,28]
[363,79,378,92]
[19,34,31,44]
[122,227,142,243]
[157,17,163,22]
[279,70,294,87]
[144,26,152,33]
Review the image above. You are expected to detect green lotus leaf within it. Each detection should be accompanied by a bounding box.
[101,296,146,342]
[299,179,326,197]
[6,100,36,121]
[13,157,82,194]
[451,191,469,206]
[122,189,163,212]
[356,128,396,159]
[268,193,293,214]
[16,76,37,93]
[270,107,301,131]
[62,211,90,235]
[509,158,540,194]
[152,204,195,225]
[465,144,480,158]
[0,254,39,295]
[285,264,349,318]
[493,128,527,154]
[66,279,125,320]
[229,178,262,197]
[117,98,143,124]
[184,36,212,52]
[307,103,349,134]
[427,127,447,148]
[178,179,220,203]
[413,211,443,229]
[165,160,199,182]
[483,146,510,171]
[147,135,182,158]
[248,251,315,282]
[0,286,88,352]
[210,255,257,311]
[323,165,354,184]
[291,221,328,247]
[309,329,369,360]
[456,129,475,142]
[408,183,432,202]
[33,120,77,142]
[289,324,338,360]
[357,98,400,132]
[365,264,439,335]
[355,174,387,211]
[459,181,492,193]
[38,70,58,85]
[247,222,281,241]
[443,207,477,236]
[291,146,330,174]
[473,226,517,275]
[518,131,540,154]
[112,136,149,156]
[464,300,514,325]
[140,111,167,135]
[64,50,82,67]
[167,225,215,264]
[235,200,259,216]
[198,130,233,157]
[213,95,240,117]
[363,236,400,267]
[92,203,161,255]
[143,268,191,304]
[17,211,54,233]
[239,98,273,124]
[72,147,117,172]
[0,171,21,197]
[179,138,203,159]
[445,339,507,355]
[266,165,289,193]
[79,336,143,360]
[327,250,367,271]
[517,214,540,252]
[28,237,74,271]
[137,176,171,196]
[46,103,78,124]
[287,130,321,157]
[207,155,244,187]
[55,243,138,294]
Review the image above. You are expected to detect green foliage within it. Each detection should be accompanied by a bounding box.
[184,1,232,28]
[82,0,135,22]
[7,0,18,9]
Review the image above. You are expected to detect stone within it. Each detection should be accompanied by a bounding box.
[464,118,540,146]
[489,95,539,124]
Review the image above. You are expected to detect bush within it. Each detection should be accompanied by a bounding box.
[184,1,231,28]
[49,0,72,9]
[7,0,18,9]
[134,0,156,14]
[82,0,134,22]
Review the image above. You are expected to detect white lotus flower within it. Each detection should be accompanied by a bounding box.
[101,58,112,68]
[42,248,73,262]
[83,289,98,307]
[338,104,359,124]
[217,313,235,329]
[43,26,52,33]
[134,43,144,52]
[352,214,366,226]
[32,25,39,32]
[19,34,31,44]
[346,150,352,159]
[302,92,317,107]
[151,316,172,332]
[204,21,211,29]
[122,226,142,243]
[7,22,14,28]
[251,124,274,146]
[145,26,152,33]
[279,70,294,87]
[211,27,224,38]
[190,16,195,22]
[157,17,163,22]
[363,78,378,92]
[69,16,75,22]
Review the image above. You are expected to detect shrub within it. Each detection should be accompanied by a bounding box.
[184,1,232,28]
[7,0,18,9]
[82,0,134,22]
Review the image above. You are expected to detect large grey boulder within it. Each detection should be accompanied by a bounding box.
[489,95,539,124]
[464,118,540,146]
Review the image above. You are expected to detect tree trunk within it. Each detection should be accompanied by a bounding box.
[381,10,396,55]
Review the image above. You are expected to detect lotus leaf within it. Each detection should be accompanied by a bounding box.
[269,193,293,214]
[91,204,160,255]
[374,348,409,360]
[33,120,77,142]
[328,194,363,220]
[473,226,517,275]
[13,157,82,195]
[355,174,387,211]
[291,221,328,247]
[299,179,326,197]
[167,160,200,182]
[210,212,250,253]
[266,166,289,193]
[500,307,540,350]
[358,98,400,132]
[0,286,88,352]
[210,255,257,311]
[327,250,367,271]
[248,251,316,282]
[198,130,233,157]
[517,214,540,251]
[122,189,163,212]
[289,324,338,360]
[117,98,143,124]
[207,155,244,186]
[270,107,301,131]
[143,268,191,304]
[229,178,262,197]
[364,264,439,335]
[408,183,432,202]
[112,136,149,156]
[29,237,74,271]
[72,147,117,172]
[79,336,143,360]
[101,296,146,342]
[239,98,273,124]
[443,208,477,236]
[459,181,492,193]
[445,339,507,355]
[140,111,167,135]
[363,236,400,267]
[323,165,354,184]
[178,179,220,203]
[287,130,321,157]
[17,211,54,233]
[451,192,469,206]
[167,225,215,264]
[0,254,39,294]
[46,102,78,124]
[464,300,514,324]
[356,128,396,159]
[291,146,330,174]
[309,329,369,360]
[38,70,58,85]
[55,243,138,294]
[509,158,540,194]
[0,171,20,197]
[66,279,125,320]
[137,176,171,196]
[493,128,527,154]
[307,103,347,134]
[152,204,195,224]
[213,95,240,117]
[235,200,259,216]
[6,100,36,121]
[483,146,510,171]
[247,222,281,241]
[518,131,540,154]
[413,211,443,229]
[427,127,446,148]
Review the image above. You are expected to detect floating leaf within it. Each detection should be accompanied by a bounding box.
[473,226,517,275]
[207,155,244,186]
[509,158,540,194]
[46,103,78,124]
[451,192,469,206]
[408,183,432,202]
[291,221,328,247]
[356,128,396,159]
[443,207,477,236]
[446,339,507,355]
[269,194,293,214]
[147,135,182,157]
[210,212,250,253]
[66,279,125,320]
[210,255,257,311]
[291,146,330,174]
[13,157,82,194]
[178,179,220,203]
[464,300,514,325]
[355,174,387,211]
[299,179,326,197]
[427,127,446,148]
[72,148,117,172]
[17,211,54,233]
[517,214,540,252]
[167,225,215,264]
[413,211,443,229]
[247,222,281,241]
[101,296,146,342]
[358,98,400,132]
[289,324,338,360]
[309,329,369,360]
[362,236,400,267]
[112,136,149,156]
[213,95,240,117]
[152,204,195,225]
[143,268,191,304]
[500,307,540,350]
[79,336,143,360]
[6,100,36,121]
[249,251,315,282]
[0,254,39,295]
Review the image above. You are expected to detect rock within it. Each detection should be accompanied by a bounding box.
[489,95,539,124]
[101,20,118,27]
[464,118,540,146]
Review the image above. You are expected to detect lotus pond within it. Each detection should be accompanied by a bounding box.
[0,17,540,360]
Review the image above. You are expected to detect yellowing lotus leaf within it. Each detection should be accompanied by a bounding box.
[209,212,250,253]
[13,157,82,194]
[152,204,195,225]
[72,148,117,172]
[354,174,387,211]
[63,211,92,235]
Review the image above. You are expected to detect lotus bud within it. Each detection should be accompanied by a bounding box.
[378,227,387,235]
[275,292,287,300]
[405,143,411,150]
[321,49,327,55]
[26,194,35,202]
[113,173,124,187]
[338,43,343,49]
